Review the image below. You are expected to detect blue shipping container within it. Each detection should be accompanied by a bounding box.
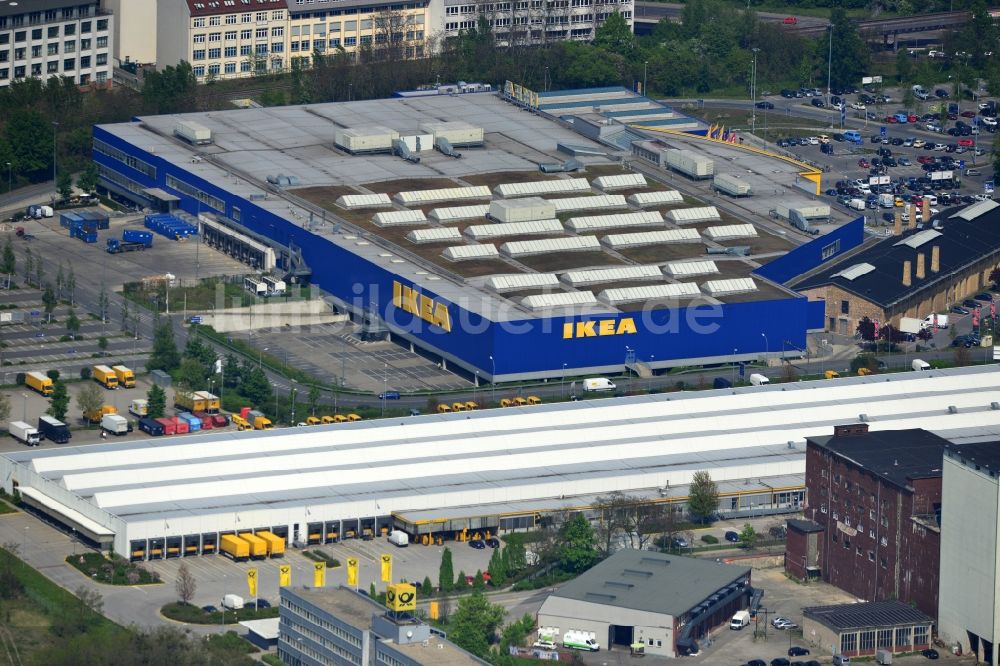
[122,229,154,246]
[60,212,83,229]
[177,412,201,431]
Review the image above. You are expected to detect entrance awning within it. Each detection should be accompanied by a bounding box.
[18,486,114,543]
[142,187,180,202]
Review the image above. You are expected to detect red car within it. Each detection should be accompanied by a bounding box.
[918,155,935,164]
[858,158,870,168]
[958,138,974,146]
[885,116,898,123]
[908,114,919,123]
[961,110,977,117]
[783,16,797,24]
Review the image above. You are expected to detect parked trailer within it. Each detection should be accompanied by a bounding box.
[101,413,130,435]
[714,173,752,197]
[171,416,190,434]
[122,229,154,246]
[175,391,209,412]
[255,531,286,557]
[25,371,54,396]
[9,421,40,446]
[177,411,201,432]
[238,533,268,559]
[194,391,220,413]
[193,411,215,429]
[174,120,213,145]
[220,534,250,561]
[139,417,165,436]
[106,239,149,254]
[37,415,71,444]
[155,417,177,435]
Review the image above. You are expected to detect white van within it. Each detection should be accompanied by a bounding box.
[563,630,600,651]
[582,378,616,392]
[912,358,931,371]
[749,373,770,386]
[730,610,751,630]
[388,530,409,547]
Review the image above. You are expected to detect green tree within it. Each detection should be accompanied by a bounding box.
[55,263,64,301]
[446,590,506,658]
[147,383,166,418]
[500,614,535,651]
[148,320,180,372]
[223,353,241,388]
[455,569,467,589]
[176,357,210,391]
[827,8,869,90]
[97,336,108,351]
[558,513,599,573]
[41,283,57,322]
[4,109,54,179]
[438,546,454,593]
[1,236,15,278]
[592,12,636,58]
[739,522,757,550]
[22,246,32,285]
[75,383,103,422]
[241,365,272,406]
[97,281,108,322]
[56,171,72,201]
[472,570,486,590]
[421,575,433,597]
[142,61,197,114]
[308,384,321,416]
[65,307,80,335]
[687,470,720,523]
[0,392,10,423]
[895,49,914,83]
[488,545,507,587]
[76,162,98,193]
[48,381,70,422]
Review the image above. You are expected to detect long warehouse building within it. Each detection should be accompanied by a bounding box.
[3,367,1000,559]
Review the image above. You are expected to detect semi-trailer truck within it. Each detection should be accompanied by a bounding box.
[92,365,119,389]
[37,415,71,444]
[256,531,286,557]
[25,371,54,396]
[239,532,268,559]
[220,534,250,561]
[9,421,40,446]
[112,365,136,388]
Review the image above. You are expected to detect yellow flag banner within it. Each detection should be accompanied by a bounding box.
[279,564,291,587]
[347,558,359,587]
[380,554,392,583]
[247,568,258,597]
[313,562,326,588]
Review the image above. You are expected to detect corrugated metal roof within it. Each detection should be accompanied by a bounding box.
[442,244,499,261]
[602,228,700,248]
[500,236,601,256]
[550,195,628,213]
[429,205,490,222]
[703,224,758,240]
[494,178,590,198]
[599,283,700,304]
[893,228,942,249]
[406,227,463,243]
[395,186,491,205]
[803,601,933,632]
[664,261,719,277]
[667,206,722,224]
[336,194,392,209]
[628,190,684,207]
[561,265,664,286]
[487,274,561,292]
[464,219,563,240]
[565,212,663,232]
[372,210,427,227]
[831,262,877,281]
[592,173,647,190]
[950,199,999,221]
[703,277,758,296]
[521,291,599,310]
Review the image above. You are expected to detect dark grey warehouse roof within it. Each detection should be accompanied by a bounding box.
[944,441,1000,475]
[787,518,825,534]
[803,600,933,631]
[794,202,1000,308]
[808,428,949,490]
[550,550,750,618]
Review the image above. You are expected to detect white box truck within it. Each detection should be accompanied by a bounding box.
[9,421,40,446]
[388,530,409,547]
[583,378,616,392]
[750,373,770,386]
[730,610,751,630]
[921,313,949,329]
[562,630,600,651]
[101,413,130,435]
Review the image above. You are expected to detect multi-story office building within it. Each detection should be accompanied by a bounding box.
[157,0,429,82]
[0,0,113,89]
[103,0,157,66]
[431,0,633,46]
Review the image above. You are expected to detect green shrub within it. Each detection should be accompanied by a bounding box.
[701,534,719,544]
[65,552,159,585]
[161,601,279,624]
[80,367,92,380]
[47,369,60,381]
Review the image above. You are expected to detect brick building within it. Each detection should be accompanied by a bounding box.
[785,424,945,618]
[793,200,1000,335]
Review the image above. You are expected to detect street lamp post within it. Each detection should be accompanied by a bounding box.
[381,363,387,417]
[643,60,648,97]
[290,382,297,424]
[51,121,58,195]
[751,48,760,136]
[732,348,739,385]
[5,161,10,195]
[21,393,27,421]
[826,26,833,107]
[562,362,567,399]
[259,347,268,369]
[761,333,769,363]
[489,355,496,404]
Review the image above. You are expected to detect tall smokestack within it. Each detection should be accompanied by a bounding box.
[916,253,926,280]
[895,209,902,236]
[931,246,940,273]
[903,260,912,287]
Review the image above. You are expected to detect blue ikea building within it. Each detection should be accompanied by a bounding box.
[92,99,863,382]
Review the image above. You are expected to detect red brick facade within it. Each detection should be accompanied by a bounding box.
[790,434,941,619]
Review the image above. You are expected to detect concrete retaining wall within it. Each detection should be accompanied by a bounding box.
[195,300,347,332]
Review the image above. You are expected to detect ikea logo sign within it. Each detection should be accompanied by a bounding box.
[392,281,452,332]
[562,318,637,339]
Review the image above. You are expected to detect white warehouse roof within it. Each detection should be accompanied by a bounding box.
[6,367,1000,556]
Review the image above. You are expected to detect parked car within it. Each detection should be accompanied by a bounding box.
[951,305,970,315]
[977,293,995,302]
[725,530,740,542]
[783,15,797,23]
[788,647,811,657]
[756,101,775,109]
[469,539,486,549]
[671,536,690,548]
[964,298,981,308]
[922,648,940,660]
[485,537,500,548]
[935,88,950,98]
[771,659,790,666]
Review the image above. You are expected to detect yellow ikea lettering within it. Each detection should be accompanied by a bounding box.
[392,281,452,332]
[562,317,637,339]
